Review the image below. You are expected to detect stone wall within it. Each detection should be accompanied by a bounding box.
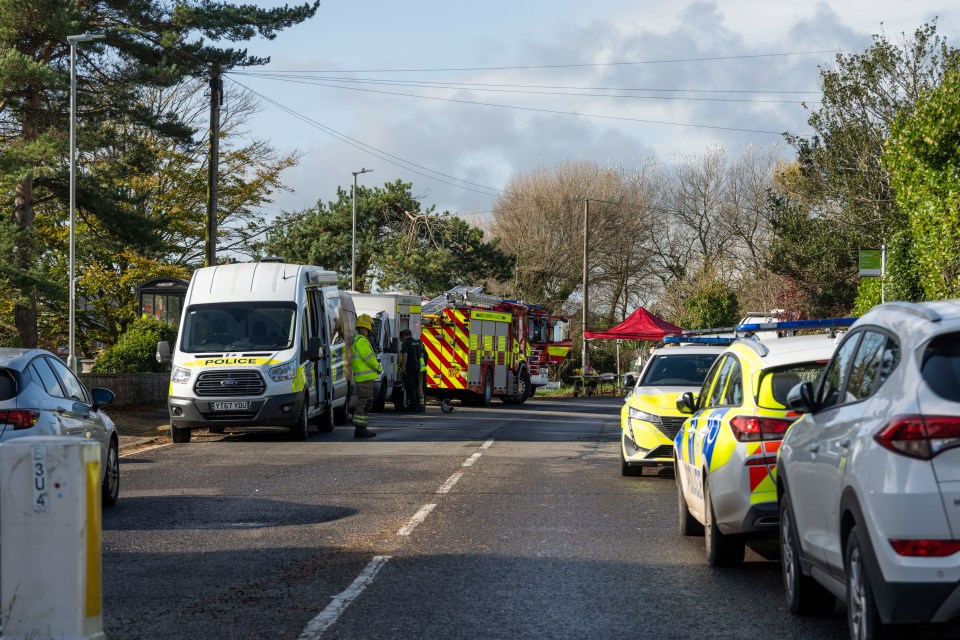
[79,373,169,407]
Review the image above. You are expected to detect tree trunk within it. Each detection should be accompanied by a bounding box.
[11,86,41,347]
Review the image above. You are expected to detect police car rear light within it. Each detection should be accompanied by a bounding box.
[875,415,960,460]
[889,539,960,557]
[729,416,794,442]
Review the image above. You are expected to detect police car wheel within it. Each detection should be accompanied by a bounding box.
[372,381,387,413]
[781,492,835,615]
[704,477,744,567]
[620,442,643,477]
[677,466,704,536]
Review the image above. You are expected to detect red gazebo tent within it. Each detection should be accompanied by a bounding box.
[583,307,684,341]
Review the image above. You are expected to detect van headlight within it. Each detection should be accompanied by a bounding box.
[629,407,660,424]
[269,360,296,382]
[171,366,191,385]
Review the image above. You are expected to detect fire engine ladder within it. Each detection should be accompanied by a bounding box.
[421,286,503,315]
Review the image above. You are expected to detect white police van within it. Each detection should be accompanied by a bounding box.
[157,260,355,443]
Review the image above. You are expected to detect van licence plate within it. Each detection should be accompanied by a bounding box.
[211,401,248,411]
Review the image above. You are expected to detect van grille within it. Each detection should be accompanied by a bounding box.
[194,370,265,397]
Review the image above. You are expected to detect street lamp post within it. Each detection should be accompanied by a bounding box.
[67,32,104,373]
[351,168,372,291]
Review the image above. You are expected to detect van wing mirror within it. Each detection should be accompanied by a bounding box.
[787,381,817,414]
[389,337,401,354]
[305,336,323,362]
[156,341,171,364]
[676,391,696,414]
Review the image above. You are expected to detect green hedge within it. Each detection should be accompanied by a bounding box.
[91,318,177,373]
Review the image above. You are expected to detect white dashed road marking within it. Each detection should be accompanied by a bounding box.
[397,503,437,536]
[301,438,497,636]
[298,555,391,640]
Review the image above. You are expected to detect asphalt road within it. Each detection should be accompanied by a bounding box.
[104,396,848,639]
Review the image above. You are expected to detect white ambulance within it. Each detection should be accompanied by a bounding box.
[350,292,423,411]
[157,261,355,443]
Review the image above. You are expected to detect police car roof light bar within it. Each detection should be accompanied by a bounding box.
[736,317,857,332]
[663,335,736,345]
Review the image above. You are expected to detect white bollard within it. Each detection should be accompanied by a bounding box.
[1,436,105,640]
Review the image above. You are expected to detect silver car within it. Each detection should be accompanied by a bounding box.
[779,300,960,638]
[0,348,119,506]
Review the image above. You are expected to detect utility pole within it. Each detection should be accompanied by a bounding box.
[206,68,223,267]
[582,198,590,371]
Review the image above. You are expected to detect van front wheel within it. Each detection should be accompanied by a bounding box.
[170,422,191,444]
[290,405,309,441]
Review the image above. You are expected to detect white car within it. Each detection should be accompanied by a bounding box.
[778,300,960,638]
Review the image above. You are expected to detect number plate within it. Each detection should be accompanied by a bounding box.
[211,401,248,411]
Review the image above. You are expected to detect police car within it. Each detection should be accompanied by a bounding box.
[673,319,853,566]
[620,343,724,477]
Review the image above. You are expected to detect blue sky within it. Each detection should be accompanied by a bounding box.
[222,1,960,224]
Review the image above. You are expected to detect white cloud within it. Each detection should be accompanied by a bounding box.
[240,0,960,220]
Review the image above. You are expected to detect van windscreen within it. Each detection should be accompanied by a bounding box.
[180,302,297,353]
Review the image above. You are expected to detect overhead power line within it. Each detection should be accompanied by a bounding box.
[248,49,840,74]
[228,72,802,136]
[226,77,505,198]
[233,72,818,104]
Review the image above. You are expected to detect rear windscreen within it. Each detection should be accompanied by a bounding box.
[921,334,960,402]
[758,363,826,410]
[0,370,16,401]
[640,354,718,386]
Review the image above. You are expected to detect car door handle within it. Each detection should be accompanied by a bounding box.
[808,444,820,453]
[839,439,851,449]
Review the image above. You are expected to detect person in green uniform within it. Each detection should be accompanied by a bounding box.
[351,314,380,438]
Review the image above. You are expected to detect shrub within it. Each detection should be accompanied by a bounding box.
[91,317,176,373]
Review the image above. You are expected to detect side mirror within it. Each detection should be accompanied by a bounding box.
[676,391,696,415]
[389,337,401,354]
[91,387,115,411]
[156,341,171,364]
[305,336,323,362]
[624,374,636,388]
[787,381,817,414]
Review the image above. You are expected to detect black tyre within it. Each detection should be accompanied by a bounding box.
[529,385,538,397]
[781,490,835,615]
[677,459,704,536]
[311,404,335,433]
[704,477,745,567]
[290,404,309,441]
[170,421,191,444]
[847,526,897,640]
[101,438,120,507]
[334,401,349,425]
[620,438,643,477]
[372,380,387,413]
[479,373,493,407]
[501,369,531,405]
[392,387,405,412]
